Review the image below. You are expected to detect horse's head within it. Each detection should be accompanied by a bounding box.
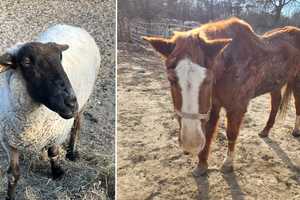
[144,33,231,155]
[0,42,78,119]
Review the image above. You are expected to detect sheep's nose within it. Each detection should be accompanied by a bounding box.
[65,95,78,109]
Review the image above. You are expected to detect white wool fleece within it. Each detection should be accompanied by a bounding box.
[0,25,100,155]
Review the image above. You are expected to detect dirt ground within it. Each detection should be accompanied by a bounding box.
[0,1,115,200]
[117,43,300,200]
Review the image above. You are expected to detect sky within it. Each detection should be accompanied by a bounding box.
[283,1,300,16]
[175,0,300,17]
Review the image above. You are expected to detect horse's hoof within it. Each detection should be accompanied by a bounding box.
[258,130,269,138]
[221,164,234,173]
[66,150,80,161]
[193,165,208,177]
[52,166,65,180]
[292,129,300,137]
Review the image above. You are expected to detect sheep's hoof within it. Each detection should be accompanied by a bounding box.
[52,166,65,180]
[221,164,234,173]
[292,129,300,137]
[193,164,208,177]
[66,150,80,161]
[258,129,269,138]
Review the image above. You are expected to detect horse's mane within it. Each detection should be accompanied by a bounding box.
[166,17,258,69]
[170,17,254,42]
[199,17,254,35]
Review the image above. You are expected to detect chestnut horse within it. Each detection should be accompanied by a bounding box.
[144,17,300,174]
[260,26,300,137]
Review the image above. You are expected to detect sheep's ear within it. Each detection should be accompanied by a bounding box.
[0,53,15,67]
[55,44,69,51]
[143,36,175,58]
[48,42,69,51]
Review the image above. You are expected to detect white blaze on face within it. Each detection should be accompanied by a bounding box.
[175,58,207,156]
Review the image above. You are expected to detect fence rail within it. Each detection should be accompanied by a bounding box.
[129,21,200,45]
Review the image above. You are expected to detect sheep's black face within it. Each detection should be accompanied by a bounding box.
[0,42,79,119]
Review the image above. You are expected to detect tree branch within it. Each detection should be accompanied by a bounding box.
[282,0,294,6]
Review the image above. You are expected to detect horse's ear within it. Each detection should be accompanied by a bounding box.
[198,36,232,59]
[143,36,175,58]
[0,53,15,68]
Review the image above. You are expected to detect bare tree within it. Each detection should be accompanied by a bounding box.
[117,0,300,42]
[268,0,296,23]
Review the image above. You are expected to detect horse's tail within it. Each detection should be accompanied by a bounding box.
[278,83,293,119]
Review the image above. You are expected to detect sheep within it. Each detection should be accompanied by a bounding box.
[0,24,100,200]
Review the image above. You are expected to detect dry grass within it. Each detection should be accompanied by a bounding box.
[0,0,115,199]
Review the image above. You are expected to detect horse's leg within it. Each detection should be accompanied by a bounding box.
[195,103,221,176]
[48,144,64,179]
[292,86,300,137]
[66,112,81,161]
[221,110,245,173]
[259,90,281,138]
[6,146,20,200]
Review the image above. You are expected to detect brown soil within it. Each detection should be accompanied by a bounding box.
[117,43,300,200]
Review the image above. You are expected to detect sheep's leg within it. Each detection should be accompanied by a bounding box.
[6,146,20,200]
[48,145,64,179]
[66,112,81,161]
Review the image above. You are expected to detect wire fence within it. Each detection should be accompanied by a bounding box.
[129,21,200,45]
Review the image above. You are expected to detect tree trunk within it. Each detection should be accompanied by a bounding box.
[210,0,214,20]
[228,0,233,16]
[274,6,282,24]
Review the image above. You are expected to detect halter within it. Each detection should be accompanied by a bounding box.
[174,108,210,120]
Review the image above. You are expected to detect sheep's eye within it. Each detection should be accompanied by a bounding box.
[59,53,62,61]
[22,57,31,67]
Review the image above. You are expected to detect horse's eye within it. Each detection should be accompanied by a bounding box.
[60,53,63,61]
[22,57,31,67]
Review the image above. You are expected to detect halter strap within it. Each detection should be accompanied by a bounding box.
[175,109,209,120]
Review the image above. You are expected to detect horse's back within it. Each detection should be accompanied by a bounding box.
[214,24,300,107]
